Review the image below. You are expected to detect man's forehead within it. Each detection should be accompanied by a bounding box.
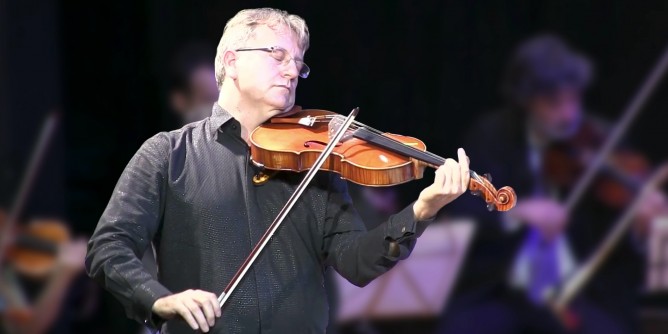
[249,24,303,55]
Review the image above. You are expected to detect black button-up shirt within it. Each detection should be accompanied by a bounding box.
[85,104,428,333]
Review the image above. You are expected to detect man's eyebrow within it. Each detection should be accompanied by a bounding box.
[275,45,304,61]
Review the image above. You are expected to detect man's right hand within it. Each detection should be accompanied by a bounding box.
[508,198,568,241]
[151,289,221,332]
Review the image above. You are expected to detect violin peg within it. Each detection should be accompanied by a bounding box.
[486,203,495,212]
[484,173,492,182]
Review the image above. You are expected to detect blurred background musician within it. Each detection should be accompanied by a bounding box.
[0,212,90,334]
[0,114,93,334]
[436,35,667,334]
[166,42,219,126]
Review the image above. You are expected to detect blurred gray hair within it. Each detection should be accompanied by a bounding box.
[214,8,310,89]
[502,34,592,106]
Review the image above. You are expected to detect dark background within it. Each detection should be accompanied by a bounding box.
[2,0,668,331]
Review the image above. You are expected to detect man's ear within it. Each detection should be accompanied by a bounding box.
[223,50,238,80]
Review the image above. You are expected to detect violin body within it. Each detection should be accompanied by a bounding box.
[250,109,517,212]
[251,110,429,186]
[1,216,69,278]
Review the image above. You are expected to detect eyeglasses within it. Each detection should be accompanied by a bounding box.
[235,46,310,79]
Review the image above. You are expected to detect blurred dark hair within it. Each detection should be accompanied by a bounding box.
[169,42,215,94]
[502,34,592,106]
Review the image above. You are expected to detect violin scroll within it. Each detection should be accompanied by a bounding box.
[469,171,517,211]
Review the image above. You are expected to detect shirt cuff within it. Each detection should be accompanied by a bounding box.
[132,279,172,329]
[386,202,434,243]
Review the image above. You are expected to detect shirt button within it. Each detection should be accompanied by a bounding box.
[401,227,406,233]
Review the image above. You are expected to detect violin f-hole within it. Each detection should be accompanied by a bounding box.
[304,140,342,148]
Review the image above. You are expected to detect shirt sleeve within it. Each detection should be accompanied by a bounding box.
[85,133,173,329]
[320,174,431,287]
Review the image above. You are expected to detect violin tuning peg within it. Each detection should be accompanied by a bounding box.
[486,203,495,212]
[483,173,492,182]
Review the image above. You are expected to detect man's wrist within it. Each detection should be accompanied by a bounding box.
[413,200,436,221]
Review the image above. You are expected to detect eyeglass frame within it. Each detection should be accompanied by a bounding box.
[235,46,310,79]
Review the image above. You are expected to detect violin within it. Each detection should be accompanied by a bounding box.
[249,109,517,212]
[544,117,651,208]
[0,212,71,278]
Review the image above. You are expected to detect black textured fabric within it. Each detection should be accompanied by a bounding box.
[85,103,429,333]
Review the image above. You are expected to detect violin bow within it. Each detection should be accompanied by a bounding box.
[0,112,60,267]
[550,163,668,317]
[562,43,668,214]
[217,107,359,309]
[544,41,668,325]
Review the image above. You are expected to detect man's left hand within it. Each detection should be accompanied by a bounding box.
[413,148,470,221]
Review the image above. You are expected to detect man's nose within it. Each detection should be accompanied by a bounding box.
[282,60,300,79]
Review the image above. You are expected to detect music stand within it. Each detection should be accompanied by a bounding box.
[335,219,475,322]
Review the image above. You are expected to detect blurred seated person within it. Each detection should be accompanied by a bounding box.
[435,35,667,334]
[168,42,219,125]
[0,212,89,334]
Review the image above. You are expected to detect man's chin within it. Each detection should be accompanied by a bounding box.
[267,101,295,115]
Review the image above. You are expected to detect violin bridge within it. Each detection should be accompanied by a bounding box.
[298,116,316,126]
[328,115,355,142]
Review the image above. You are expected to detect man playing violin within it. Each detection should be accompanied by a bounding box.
[436,35,667,334]
[86,8,472,333]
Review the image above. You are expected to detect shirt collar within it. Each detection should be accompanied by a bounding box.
[209,103,234,135]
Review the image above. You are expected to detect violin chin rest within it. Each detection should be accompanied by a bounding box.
[274,105,303,118]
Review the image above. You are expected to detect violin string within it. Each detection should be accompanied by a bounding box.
[350,124,446,165]
[351,124,447,164]
[341,118,448,164]
[345,121,485,184]
[313,114,501,206]
[318,115,448,165]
